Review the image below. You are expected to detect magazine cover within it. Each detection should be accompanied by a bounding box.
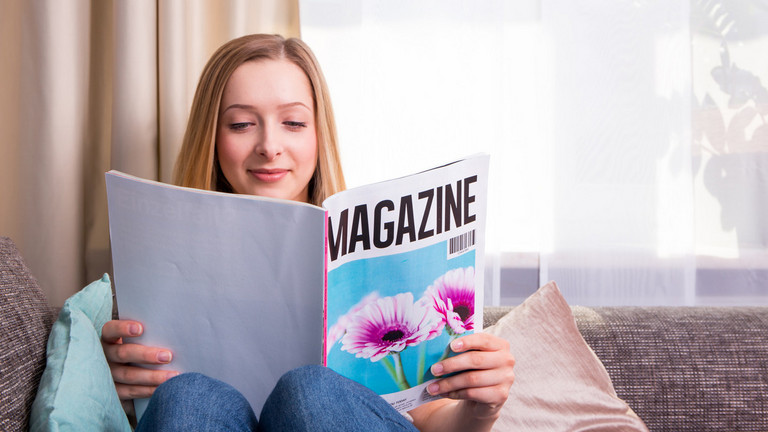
[322,154,489,412]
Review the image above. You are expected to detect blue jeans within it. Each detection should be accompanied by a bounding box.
[135,365,419,431]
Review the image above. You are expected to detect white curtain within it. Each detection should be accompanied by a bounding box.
[299,0,768,306]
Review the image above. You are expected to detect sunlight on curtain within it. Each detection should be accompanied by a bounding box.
[300,0,768,306]
[300,0,552,306]
[540,1,696,306]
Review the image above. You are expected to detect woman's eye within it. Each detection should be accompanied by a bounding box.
[229,122,253,131]
[283,121,307,130]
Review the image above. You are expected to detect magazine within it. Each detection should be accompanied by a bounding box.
[106,153,488,419]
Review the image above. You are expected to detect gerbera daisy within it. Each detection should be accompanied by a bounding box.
[326,292,380,356]
[425,267,475,335]
[340,292,442,362]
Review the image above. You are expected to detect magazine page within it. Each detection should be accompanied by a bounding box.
[322,154,489,413]
[105,171,327,420]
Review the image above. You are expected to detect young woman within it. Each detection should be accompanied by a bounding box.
[101,34,515,432]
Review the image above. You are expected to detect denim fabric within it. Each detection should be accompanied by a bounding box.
[135,372,258,432]
[135,366,419,432]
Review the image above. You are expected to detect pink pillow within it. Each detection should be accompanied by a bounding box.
[486,281,648,431]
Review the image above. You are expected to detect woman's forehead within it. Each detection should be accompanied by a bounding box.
[220,59,314,109]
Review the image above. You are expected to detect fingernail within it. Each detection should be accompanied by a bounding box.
[431,363,444,376]
[166,371,180,380]
[157,351,172,363]
[451,340,464,351]
[128,323,142,336]
[427,383,440,395]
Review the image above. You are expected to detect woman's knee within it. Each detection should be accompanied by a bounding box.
[150,372,256,417]
[266,365,343,410]
[275,364,334,389]
[139,372,258,431]
[153,372,231,400]
[261,366,417,431]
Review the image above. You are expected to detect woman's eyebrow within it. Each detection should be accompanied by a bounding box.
[277,101,312,111]
[221,101,312,113]
[221,103,255,113]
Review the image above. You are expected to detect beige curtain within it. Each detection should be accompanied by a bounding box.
[0,0,299,306]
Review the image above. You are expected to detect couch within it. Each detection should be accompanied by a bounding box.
[2,235,767,431]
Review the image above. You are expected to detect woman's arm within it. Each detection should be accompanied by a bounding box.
[408,333,515,432]
[101,320,180,401]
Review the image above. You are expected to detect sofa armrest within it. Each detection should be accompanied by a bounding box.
[0,237,58,430]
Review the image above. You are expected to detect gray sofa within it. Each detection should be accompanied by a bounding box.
[1,236,767,431]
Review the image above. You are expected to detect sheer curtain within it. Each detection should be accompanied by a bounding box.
[300,0,768,306]
[0,0,298,306]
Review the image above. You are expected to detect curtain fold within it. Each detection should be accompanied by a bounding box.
[83,0,116,289]
[0,0,24,267]
[0,0,299,306]
[112,1,159,179]
[15,0,91,306]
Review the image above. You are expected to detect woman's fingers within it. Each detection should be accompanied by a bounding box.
[428,368,514,404]
[102,319,174,365]
[109,362,178,386]
[445,332,511,356]
[427,333,515,406]
[102,319,143,344]
[110,364,179,399]
[101,319,179,401]
[102,340,174,365]
[114,382,160,401]
[431,333,513,376]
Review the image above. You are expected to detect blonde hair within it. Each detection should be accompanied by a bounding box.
[173,34,346,205]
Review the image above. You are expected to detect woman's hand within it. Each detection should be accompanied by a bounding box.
[101,319,179,401]
[410,332,515,432]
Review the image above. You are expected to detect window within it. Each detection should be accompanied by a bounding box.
[300,0,768,306]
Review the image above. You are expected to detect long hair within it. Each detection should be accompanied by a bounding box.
[173,34,346,205]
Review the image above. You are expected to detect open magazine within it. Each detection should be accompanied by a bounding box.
[106,153,488,419]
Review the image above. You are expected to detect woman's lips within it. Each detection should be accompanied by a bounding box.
[249,169,288,183]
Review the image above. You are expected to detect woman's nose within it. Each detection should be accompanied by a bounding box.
[255,125,282,160]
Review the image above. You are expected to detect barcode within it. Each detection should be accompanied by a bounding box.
[448,230,475,256]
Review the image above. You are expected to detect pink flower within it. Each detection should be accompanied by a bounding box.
[326,292,380,355]
[425,267,475,335]
[340,293,442,362]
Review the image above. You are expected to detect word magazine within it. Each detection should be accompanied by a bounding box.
[106,154,488,420]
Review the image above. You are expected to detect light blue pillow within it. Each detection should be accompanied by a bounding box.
[30,274,131,432]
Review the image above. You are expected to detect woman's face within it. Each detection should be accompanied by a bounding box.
[216,59,317,203]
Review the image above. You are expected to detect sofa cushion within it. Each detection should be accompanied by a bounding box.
[30,274,131,431]
[0,237,56,431]
[486,281,648,431]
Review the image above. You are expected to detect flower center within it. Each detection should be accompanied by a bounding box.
[382,329,405,342]
[454,305,471,322]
